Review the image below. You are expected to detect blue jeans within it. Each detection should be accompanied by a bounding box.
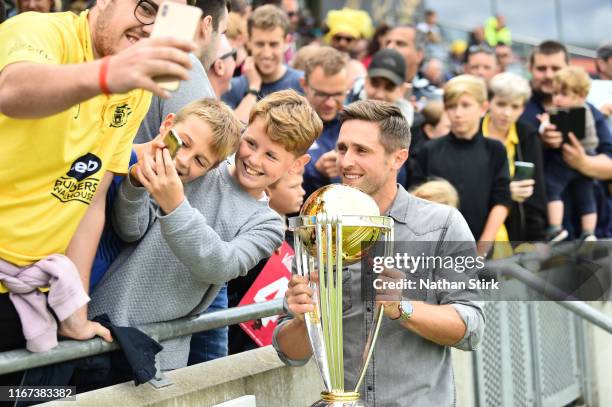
[187,285,228,365]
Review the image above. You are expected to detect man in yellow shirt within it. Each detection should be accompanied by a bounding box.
[0,0,197,367]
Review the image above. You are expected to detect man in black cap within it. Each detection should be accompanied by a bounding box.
[349,48,413,125]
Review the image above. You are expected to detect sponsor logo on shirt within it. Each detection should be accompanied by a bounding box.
[109,104,132,128]
[51,153,102,205]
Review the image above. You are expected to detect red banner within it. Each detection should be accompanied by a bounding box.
[238,241,294,347]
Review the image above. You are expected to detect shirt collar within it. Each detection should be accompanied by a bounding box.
[482,113,519,147]
[385,184,413,225]
[78,10,94,63]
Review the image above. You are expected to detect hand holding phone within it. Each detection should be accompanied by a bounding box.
[513,161,535,181]
[151,2,203,91]
[163,128,183,159]
[549,106,586,145]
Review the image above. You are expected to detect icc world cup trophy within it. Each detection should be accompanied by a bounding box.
[289,184,394,407]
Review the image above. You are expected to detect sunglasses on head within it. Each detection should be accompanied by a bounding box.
[219,48,238,62]
[467,44,495,56]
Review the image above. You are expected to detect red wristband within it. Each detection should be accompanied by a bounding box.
[99,56,111,95]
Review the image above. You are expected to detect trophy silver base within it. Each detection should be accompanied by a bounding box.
[310,392,366,407]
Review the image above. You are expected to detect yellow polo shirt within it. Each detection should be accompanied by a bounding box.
[482,113,518,256]
[0,11,152,291]
[482,114,519,178]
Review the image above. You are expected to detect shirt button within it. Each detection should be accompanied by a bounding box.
[368,385,373,391]
[366,307,372,313]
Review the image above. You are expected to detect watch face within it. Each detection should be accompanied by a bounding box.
[400,300,413,318]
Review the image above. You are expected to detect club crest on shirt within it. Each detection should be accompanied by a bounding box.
[109,104,132,128]
[51,153,102,205]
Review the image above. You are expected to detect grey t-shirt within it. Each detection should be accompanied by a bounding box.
[135,54,216,143]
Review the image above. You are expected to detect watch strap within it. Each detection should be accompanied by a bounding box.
[247,88,260,96]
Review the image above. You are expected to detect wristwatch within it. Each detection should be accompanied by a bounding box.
[390,300,413,322]
[246,88,260,96]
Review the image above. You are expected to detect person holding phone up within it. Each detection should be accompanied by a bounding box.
[0,0,195,387]
[482,72,548,241]
[538,67,600,242]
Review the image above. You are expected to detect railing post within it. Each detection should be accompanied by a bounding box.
[148,351,173,389]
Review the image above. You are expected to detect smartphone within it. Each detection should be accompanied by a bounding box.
[163,128,183,159]
[549,106,586,144]
[513,161,535,181]
[151,2,202,91]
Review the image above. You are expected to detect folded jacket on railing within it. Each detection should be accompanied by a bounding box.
[0,254,90,352]
[93,313,163,385]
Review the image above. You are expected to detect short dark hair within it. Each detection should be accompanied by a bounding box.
[194,0,228,32]
[390,24,426,53]
[340,100,411,153]
[529,40,569,67]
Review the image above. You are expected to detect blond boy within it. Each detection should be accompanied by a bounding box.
[89,90,322,370]
[91,99,241,290]
[415,75,511,254]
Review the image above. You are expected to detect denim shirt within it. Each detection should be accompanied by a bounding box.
[273,185,485,407]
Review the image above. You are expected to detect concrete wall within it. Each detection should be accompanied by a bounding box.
[40,344,477,407]
[587,301,612,407]
[452,348,476,407]
[42,347,322,407]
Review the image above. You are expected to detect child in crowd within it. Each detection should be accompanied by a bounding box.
[541,66,599,242]
[89,90,322,372]
[410,100,451,158]
[411,179,459,208]
[415,75,511,255]
[484,72,548,242]
[90,99,236,291]
[227,171,306,354]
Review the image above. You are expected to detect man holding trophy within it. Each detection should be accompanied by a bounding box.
[273,100,485,407]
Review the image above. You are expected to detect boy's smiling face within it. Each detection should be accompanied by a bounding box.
[234,116,307,199]
[159,115,221,183]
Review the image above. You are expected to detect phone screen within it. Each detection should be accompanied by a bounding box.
[513,161,534,181]
[163,129,183,159]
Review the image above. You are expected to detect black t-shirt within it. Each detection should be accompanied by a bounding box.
[415,131,512,240]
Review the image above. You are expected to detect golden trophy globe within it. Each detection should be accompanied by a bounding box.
[289,184,394,407]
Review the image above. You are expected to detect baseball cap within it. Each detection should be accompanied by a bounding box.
[597,42,612,60]
[367,49,407,86]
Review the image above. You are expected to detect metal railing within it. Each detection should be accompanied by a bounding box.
[481,242,612,335]
[0,299,284,376]
[1,242,611,378]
